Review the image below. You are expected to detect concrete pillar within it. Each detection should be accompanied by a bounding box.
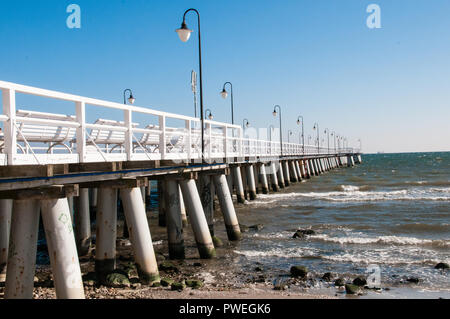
[120,187,160,284]
[269,162,279,192]
[241,166,249,200]
[165,180,185,259]
[259,164,269,194]
[41,198,85,299]
[226,173,234,197]
[199,174,215,235]
[308,159,315,176]
[179,186,188,227]
[157,181,166,227]
[68,196,74,222]
[0,199,12,281]
[282,161,290,186]
[302,160,310,179]
[295,161,303,182]
[89,188,98,211]
[95,187,117,281]
[232,166,245,204]
[277,161,286,188]
[140,186,146,207]
[5,200,40,299]
[74,188,91,257]
[180,179,216,259]
[246,165,257,200]
[289,161,299,183]
[213,174,242,241]
[253,165,260,194]
[314,159,321,174]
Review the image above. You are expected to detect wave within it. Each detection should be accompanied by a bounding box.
[309,234,450,248]
[322,254,446,266]
[248,187,450,204]
[233,246,322,259]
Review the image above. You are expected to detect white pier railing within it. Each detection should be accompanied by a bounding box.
[0,81,354,166]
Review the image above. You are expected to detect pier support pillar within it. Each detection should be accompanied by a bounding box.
[226,174,234,197]
[179,185,188,227]
[165,180,185,259]
[74,188,91,257]
[259,164,269,194]
[199,174,215,236]
[41,198,85,299]
[269,162,279,192]
[0,199,12,281]
[89,188,98,213]
[246,165,257,200]
[308,160,315,176]
[95,187,117,281]
[5,200,40,299]
[289,161,299,183]
[180,179,216,259]
[120,187,160,284]
[232,166,245,204]
[282,161,291,186]
[277,162,286,188]
[213,174,242,241]
[157,181,166,227]
[295,161,303,182]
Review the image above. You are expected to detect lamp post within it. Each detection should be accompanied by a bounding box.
[221,82,235,125]
[313,123,320,154]
[331,131,336,153]
[324,128,330,154]
[205,109,213,120]
[288,130,293,143]
[308,135,312,145]
[123,89,135,105]
[272,105,283,156]
[176,8,205,161]
[296,116,305,154]
[191,70,198,118]
[242,118,249,130]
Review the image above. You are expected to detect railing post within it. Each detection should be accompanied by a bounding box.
[124,109,133,161]
[75,101,86,163]
[2,89,17,165]
[223,126,228,159]
[159,115,166,160]
[185,120,192,162]
[207,122,212,160]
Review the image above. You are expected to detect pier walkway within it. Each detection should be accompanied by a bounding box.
[0,81,361,299]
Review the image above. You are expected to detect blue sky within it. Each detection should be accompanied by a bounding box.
[1,0,449,153]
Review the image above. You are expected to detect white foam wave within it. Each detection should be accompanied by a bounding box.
[234,246,321,259]
[309,234,450,247]
[248,187,450,204]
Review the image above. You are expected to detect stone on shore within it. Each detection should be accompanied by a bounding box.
[345,284,362,295]
[159,261,179,273]
[186,279,204,289]
[290,266,308,278]
[171,281,186,291]
[293,229,316,239]
[160,278,174,287]
[249,224,264,231]
[322,272,333,282]
[435,262,449,270]
[334,278,345,287]
[352,276,367,287]
[105,272,131,288]
[212,236,224,248]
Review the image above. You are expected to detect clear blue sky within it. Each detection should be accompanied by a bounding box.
[1,0,449,153]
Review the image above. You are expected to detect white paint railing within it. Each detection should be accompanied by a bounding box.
[0,81,355,166]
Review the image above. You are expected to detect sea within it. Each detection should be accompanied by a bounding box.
[232,152,450,298]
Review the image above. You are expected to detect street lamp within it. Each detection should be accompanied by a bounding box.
[296,116,305,154]
[313,123,320,154]
[242,118,250,130]
[205,109,213,120]
[331,131,336,153]
[123,89,135,105]
[176,8,206,160]
[273,105,283,156]
[221,82,235,124]
[324,128,330,154]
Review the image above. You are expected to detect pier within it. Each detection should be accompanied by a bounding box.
[0,80,361,299]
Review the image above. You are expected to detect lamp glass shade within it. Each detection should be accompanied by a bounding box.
[208,114,213,120]
[272,111,277,117]
[176,27,193,42]
[221,90,228,99]
[128,97,136,105]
